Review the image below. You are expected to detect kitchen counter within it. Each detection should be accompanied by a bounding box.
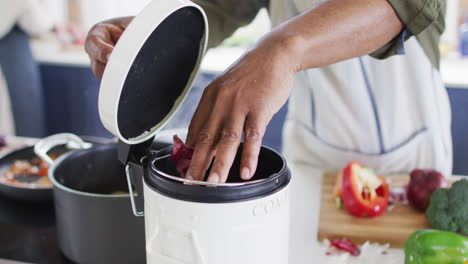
[7,137,468,263]
[288,163,324,262]
[440,53,468,89]
[31,38,468,89]
[30,37,247,73]
[0,137,74,264]
[0,137,407,264]
[288,163,406,263]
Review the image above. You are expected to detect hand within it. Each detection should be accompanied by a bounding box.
[186,37,297,183]
[84,17,134,78]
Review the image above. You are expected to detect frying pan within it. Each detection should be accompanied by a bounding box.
[0,135,111,202]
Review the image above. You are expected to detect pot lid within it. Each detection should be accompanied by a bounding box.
[98,0,208,145]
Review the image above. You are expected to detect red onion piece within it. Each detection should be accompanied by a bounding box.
[407,169,448,211]
[0,134,5,148]
[388,185,408,205]
[170,135,194,177]
[330,239,361,256]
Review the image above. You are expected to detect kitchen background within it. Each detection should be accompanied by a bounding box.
[1,0,468,173]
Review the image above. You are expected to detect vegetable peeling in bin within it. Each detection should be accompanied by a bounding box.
[0,134,6,148]
[170,135,194,177]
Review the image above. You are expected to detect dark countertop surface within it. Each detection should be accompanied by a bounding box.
[0,196,74,264]
[0,138,73,264]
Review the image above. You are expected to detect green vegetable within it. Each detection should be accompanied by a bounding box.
[404,229,468,264]
[426,179,468,234]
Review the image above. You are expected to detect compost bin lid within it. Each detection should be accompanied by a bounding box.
[98,0,208,144]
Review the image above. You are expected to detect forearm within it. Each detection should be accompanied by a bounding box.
[259,0,403,72]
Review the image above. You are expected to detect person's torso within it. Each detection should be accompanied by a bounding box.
[271,0,452,175]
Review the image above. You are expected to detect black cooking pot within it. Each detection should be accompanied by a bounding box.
[35,133,146,264]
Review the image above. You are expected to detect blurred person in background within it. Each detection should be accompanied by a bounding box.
[0,0,85,137]
[0,0,55,137]
[0,68,14,136]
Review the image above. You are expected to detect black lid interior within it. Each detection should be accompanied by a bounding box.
[53,144,128,195]
[146,144,290,203]
[117,6,205,140]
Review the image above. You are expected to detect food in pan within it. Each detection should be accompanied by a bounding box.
[1,155,56,188]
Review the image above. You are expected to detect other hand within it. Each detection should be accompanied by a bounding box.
[84,17,134,78]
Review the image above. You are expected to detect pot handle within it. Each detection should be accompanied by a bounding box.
[34,133,93,166]
[125,163,145,217]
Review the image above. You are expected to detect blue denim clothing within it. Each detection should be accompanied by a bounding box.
[0,27,47,137]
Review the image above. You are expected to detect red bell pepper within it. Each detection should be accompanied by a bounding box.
[341,162,389,217]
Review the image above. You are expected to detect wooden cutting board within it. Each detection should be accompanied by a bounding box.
[318,172,429,248]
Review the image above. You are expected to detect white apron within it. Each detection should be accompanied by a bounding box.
[270,0,453,176]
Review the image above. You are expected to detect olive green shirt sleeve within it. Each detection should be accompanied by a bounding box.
[192,0,267,48]
[370,0,446,69]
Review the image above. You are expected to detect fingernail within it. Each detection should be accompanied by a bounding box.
[241,167,250,180]
[208,173,219,183]
[185,169,193,180]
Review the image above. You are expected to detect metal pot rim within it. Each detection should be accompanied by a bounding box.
[48,150,130,198]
